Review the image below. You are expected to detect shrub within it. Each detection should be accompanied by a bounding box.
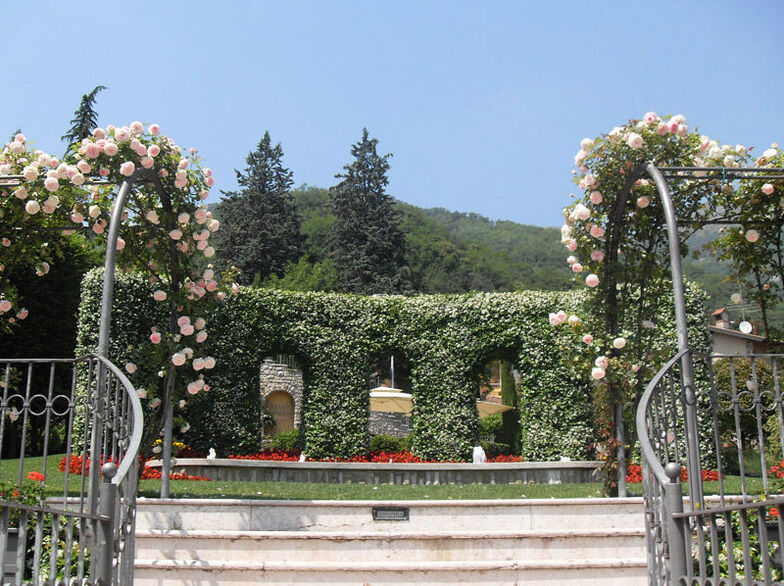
[270,429,301,452]
[371,434,406,453]
[480,441,511,459]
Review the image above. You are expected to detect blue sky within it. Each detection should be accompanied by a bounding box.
[3,1,783,226]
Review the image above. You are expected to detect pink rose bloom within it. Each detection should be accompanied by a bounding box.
[119,162,135,177]
[44,177,59,192]
[125,362,137,374]
[0,300,11,313]
[76,160,91,173]
[567,239,578,252]
[595,356,609,369]
[1,238,9,247]
[548,313,559,326]
[192,358,205,371]
[99,167,109,177]
[16,308,28,320]
[584,174,597,187]
[589,191,603,204]
[196,330,208,343]
[176,241,189,253]
[71,173,85,186]
[591,367,606,380]
[194,317,207,329]
[200,190,209,200]
[137,389,147,399]
[178,159,189,170]
[676,124,689,137]
[148,124,161,135]
[206,177,215,187]
[25,200,41,215]
[175,177,187,189]
[92,127,106,139]
[115,127,130,142]
[187,382,200,395]
[148,144,160,157]
[204,357,216,369]
[582,334,593,345]
[637,196,650,209]
[566,255,577,265]
[92,223,104,235]
[572,263,583,273]
[656,122,668,136]
[141,156,154,169]
[145,210,160,224]
[217,292,227,300]
[150,332,162,344]
[590,225,605,239]
[14,132,25,142]
[169,229,183,240]
[204,246,215,258]
[177,212,190,224]
[556,310,567,323]
[104,142,119,156]
[643,111,657,124]
[85,143,101,159]
[762,183,775,195]
[613,337,627,349]
[180,324,195,336]
[153,290,167,302]
[197,240,208,251]
[116,237,125,251]
[745,229,759,243]
[626,133,643,149]
[591,250,605,262]
[206,279,218,292]
[89,205,101,218]
[177,316,191,327]
[23,166,38,181]
[585,274,600,287]
[171,353,186,367]
[14,187,28,200]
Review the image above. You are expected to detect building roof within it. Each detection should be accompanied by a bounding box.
[708,325,766,342]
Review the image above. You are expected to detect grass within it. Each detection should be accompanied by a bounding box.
[0,454,769,501]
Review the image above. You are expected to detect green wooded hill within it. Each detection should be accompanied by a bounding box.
[288,185,739,312]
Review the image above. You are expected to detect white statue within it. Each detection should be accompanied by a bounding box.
[472,445,487,464]
[207,448,216,460]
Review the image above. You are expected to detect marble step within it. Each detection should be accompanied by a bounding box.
[135,497,645,533]
[135,528,646,563]
[133,557,649,585]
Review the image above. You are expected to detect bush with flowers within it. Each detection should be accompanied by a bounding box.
[1,123,236,488]
[552,111,784,493]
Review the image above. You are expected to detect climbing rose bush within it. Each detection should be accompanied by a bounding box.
[1,122,235,444]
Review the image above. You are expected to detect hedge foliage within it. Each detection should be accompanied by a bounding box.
[77,268,708,462]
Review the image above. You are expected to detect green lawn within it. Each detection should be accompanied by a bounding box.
[0,454,768,500]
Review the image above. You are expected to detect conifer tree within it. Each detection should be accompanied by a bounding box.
[213,132,302,284]
[61,85,107,148]
[328,128,411,294]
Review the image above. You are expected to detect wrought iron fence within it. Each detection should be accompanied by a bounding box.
[0,354,141,585]
[638,350,784,585]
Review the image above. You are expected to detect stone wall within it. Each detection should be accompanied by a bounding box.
[369,411,412,438]
[259,357,304,432]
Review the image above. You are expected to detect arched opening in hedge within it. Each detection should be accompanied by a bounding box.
[368,351,414,440]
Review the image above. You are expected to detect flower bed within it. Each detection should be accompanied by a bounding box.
[227,449,525,464]
[59,455,211,481]
[625,463,720,484]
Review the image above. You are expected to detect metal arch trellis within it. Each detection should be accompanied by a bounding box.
[0,169,173,583]
[637,164,784,585]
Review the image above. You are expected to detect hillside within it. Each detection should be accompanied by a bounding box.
[286,185,752,320]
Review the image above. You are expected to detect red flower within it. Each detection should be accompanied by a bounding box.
[27,471,45,482]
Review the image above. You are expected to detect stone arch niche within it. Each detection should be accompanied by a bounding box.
[368,352,413,439]
[260,354,304,438]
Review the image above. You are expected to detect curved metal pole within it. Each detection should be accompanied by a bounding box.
[645,163,703,508]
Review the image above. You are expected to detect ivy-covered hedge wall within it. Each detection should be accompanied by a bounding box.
[77,268,709,462]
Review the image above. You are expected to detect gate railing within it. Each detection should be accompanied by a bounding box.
[638,349,784,585]
[0,354,142,584]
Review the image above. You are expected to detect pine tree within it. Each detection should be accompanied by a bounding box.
[213,132,302,284]
[61,85,107,148]
[328,129,411,294]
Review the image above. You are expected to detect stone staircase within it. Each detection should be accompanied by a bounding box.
[134,497,647,585]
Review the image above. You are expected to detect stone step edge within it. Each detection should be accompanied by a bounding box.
[134,558,648,572]
[135,528,646,541]
[137,497,645,508]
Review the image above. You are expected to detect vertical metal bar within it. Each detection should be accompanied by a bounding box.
[15,509,28,584]
[40,362,56,488]
[0,507,9,580]
[730,357,750,501]
[708,515,720,579]
[707,357,727,504]
[646,164,703,509]
[48,513,60,586]
[723,510,737,584]
[664,463,688,581]
[751,357,769,491]
[772,357,784,465]
[95,463,118,585]
[0,362,11,478]
[695,515,707,577]
[756,503,773,584]
[738,509,753,585]
[62,361,78,507]
[18,362,34,487]
[32,509,43,584]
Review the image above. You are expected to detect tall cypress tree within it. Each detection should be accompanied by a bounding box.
[328,128,410,294]
[213,132,302,285]
[61,85,107,149]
